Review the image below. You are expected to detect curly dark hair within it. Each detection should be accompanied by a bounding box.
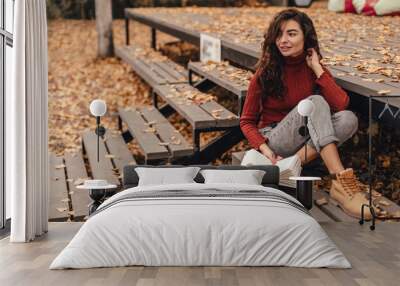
[256,9,321,100]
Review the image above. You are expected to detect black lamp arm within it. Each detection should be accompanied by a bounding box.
[94,116,106,162]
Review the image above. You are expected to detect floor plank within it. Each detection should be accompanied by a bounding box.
[314,189,358,222]
[2,221,399,286]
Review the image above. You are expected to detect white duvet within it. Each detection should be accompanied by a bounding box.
[50,183,351,269]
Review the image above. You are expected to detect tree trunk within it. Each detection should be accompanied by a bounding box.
[95,0,114,57]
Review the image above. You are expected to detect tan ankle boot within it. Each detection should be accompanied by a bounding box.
[329,169,373,220]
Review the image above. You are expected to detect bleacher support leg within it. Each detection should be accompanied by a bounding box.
[152,90,158,109]
[238,96,245,116]
[118,116,123,131]
[188,69,193,85]
[125,18,130,45]
[151,28,157,50]
[193,129,201,163]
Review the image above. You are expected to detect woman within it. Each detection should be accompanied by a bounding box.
[240,9,373,219]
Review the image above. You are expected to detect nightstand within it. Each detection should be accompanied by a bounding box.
[289,176,321,210]
[77,180,117,215]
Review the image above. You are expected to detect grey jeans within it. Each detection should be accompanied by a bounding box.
[258,95,358,158]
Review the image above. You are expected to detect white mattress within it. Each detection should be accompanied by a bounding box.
[50,183,351,269]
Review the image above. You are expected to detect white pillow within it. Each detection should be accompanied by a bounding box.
[328,0,346,12]
[200,169,266,185]
[135,167,201,186]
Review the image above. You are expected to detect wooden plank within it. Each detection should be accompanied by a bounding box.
[104,131,136,180]
[115,46,166,86]
[329,68,400,108]
[64,151,91,220]
[325,42,386,58]
[329,68,400,96]
[118,108,170,160]
[342,40,400,54]
[115,45,188,86]
[153,84,218,129]
[137,59,168,86]
[125,9,400,110]
[153,122,194,157]
[323,47,400,75]
[371,196,400,220]
[138,106,169,123]
[158,61,187,82]
[327,63,400,91]
[132,55,167,87]
[6,222,400,285]
[313,189,358,222]
[200,100,239,128]
[341,71,400,91]
[139,106,193,158]
[49,153,70,221]
[309,205,335,223]
[149,61,179,84]
[82,131,120,186]
[188,61,249,97]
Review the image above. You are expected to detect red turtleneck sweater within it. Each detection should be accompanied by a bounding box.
[240,53,349,150]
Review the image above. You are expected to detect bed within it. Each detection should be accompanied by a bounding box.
[50,165,351,269]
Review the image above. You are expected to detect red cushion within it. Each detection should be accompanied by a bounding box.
[344,0,356,13]
[353,0,400,16]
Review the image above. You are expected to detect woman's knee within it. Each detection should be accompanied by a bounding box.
[307,94,329,109]
[335,110,359,141]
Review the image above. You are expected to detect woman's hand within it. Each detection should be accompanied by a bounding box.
[306,48,324,78]
[259,143,283,165]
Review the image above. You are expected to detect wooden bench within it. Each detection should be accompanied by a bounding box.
[151,83,242,163]
[49,143,133,221]
[49,131,137,221]
[124,8,400,128]
[153,83,239,129]
[322,46,400,104]
[115,45,188,87]
[188,61,251,115]
[82,130,136,187]
[118,106,193,163]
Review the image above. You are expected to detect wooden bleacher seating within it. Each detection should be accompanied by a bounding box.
[118,106,193,163]
[115,45,188,87]
[188,61,251,115]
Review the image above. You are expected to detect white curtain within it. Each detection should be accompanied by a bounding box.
[7,0,49,242]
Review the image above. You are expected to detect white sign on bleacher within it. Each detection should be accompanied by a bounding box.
[200,33,221,63]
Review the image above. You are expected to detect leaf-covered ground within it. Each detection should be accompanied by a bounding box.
[48,13,400,207]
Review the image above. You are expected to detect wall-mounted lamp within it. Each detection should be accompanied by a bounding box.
[89,99,107,162]
[298,98,315,164]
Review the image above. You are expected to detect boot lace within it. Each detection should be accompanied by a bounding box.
[340,175,362,197]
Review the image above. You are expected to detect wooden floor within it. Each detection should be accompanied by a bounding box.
[0,222,399,286]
